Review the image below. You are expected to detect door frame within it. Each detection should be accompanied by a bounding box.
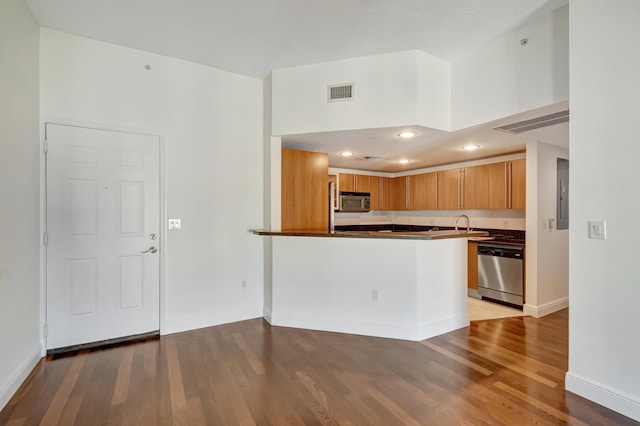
[39,117,167,356]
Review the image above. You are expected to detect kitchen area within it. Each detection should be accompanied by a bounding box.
[260,27,570,340]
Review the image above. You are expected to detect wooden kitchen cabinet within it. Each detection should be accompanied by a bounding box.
[437,169,460,210]
[380,177,393,210]
[355,175,370,192]
[461,165,489,210]
[468,241,478,290]
[486,159,526,209]
[369,176,380,210]
[409,172,437,210]
[338,173,371,192]
[488,162,508,209]
[392,176,407,210]
[338,173,355,192]
[510,158,526,209]
[281,148,328,230]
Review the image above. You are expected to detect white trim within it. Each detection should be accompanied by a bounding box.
[263,307,273,324]
[269,312,469,342]
[163,306,263,335]
[523,296,568,318]
[566,372,640,422]
[40,117,167,349]
[0,346,41,411]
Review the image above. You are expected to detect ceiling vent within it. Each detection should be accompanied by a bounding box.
[359,155,384,161]
[494,110,569,134]
[328,83,354,102]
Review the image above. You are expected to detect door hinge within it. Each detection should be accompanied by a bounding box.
[43,139,48,153]
[44,324,48,337]
[43,232,48,246]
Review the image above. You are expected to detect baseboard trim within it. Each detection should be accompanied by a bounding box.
[262,307,273,324]
[566,372,640,422]
[269,313,469,342]
[163,306,263,335]
[523,296,568,318]
[0,345,42,411]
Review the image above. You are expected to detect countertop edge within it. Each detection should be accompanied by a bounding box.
[251,229,489,241]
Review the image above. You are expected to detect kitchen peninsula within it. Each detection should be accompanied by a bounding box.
[255,229,488,341]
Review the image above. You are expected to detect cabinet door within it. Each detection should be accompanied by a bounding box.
[355,175,371,192]
[338,173,355,192]
[281,148,328,230]
[409,173,437,210]
[393,176,407,210]
[462,165,489,210]
[437,169,460,210]
[369,176,380,210]
[488,162,508,209]
[510,159,526,209]
[468,241,478,290]
[380,177,393,210]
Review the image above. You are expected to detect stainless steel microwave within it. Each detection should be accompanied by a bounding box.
[338,192,371,212]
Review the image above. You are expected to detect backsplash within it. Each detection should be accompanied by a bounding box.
[335,209,526,230]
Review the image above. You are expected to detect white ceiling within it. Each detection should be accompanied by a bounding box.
[284,102,569,172]
[25,0,567,79]
[25,0,569,171]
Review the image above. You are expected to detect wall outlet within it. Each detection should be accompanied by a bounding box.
[241,279,248,288]
[371,289,380,301]
[168,219,181,230]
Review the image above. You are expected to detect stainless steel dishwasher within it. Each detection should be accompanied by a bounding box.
[477,244,524,307]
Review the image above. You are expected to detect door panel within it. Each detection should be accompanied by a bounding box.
[46,124,160,350]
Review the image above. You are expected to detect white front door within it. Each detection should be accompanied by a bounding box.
[46,124,160,350]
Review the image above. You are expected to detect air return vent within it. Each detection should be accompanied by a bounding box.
[494,110,569,134]
[359,155,384,161]
[328,83,354,102]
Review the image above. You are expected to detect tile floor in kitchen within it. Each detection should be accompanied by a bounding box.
[468,297,524,321]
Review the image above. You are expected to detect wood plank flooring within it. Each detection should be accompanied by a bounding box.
[1,309,637,425]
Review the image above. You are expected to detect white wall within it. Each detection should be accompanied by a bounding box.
[451,5,569,130]
[524,142,569,318]
[270,236,468,341]
[40,29,265,334]
[566,1,640,421]
[272,50,451,135]
[0,0,41,410]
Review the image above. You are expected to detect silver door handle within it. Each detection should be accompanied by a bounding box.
[141,246,158,254]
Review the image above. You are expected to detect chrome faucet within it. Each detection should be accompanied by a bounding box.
[454,214,470,233]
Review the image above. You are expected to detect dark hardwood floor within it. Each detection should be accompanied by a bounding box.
[1,309,637,425]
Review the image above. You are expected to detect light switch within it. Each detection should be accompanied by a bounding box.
[588,221,606,239]
[168,219,181,230]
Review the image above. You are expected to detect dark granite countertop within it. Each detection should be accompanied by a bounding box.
[252,229,489,241]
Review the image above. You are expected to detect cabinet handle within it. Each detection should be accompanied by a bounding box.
[507,162,513,208]
[459,169,464,209]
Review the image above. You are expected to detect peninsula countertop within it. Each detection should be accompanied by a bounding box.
[252,229,489,240]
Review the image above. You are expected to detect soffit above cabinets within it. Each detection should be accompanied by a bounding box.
[281,102,569,173]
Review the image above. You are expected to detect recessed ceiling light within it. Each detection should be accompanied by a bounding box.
[399,159,410,164]
[462,145,480,151]
[340,151,353,157]
[399,131,417,139]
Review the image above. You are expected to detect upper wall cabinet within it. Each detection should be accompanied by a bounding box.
[338,173,370,193]
[409,173,437,210]
[437,169,460,210]
[272,51,451,136]
[337,158,524,213]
